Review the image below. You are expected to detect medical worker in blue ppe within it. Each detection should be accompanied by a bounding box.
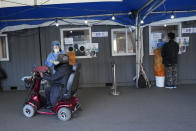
[45,41,65,74]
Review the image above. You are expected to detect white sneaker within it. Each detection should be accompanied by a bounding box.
[165,86,173,89]
[173,86,177,89]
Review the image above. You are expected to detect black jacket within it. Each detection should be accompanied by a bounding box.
[43,63,72,88]
[161,40,179,66]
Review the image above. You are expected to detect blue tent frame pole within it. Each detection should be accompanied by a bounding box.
[135,0,166,88]
[135,13,140,88]
[142,0,166,21]
[138,0,155,13]
[151,10,196,14]
[135,18,143,88]
[135,0,156,88]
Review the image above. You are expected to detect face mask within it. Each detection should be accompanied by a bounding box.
[54,48,60,53]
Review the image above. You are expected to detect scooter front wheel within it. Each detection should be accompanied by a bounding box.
[57,107,71,121]
[23,104,35,118]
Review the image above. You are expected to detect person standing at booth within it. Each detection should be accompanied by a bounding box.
[45,41,65,74]
[161,32,179,89]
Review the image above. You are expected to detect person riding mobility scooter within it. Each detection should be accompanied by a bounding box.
[22,54,80,121]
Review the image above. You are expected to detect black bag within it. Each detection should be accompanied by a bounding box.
[138,74,149,88]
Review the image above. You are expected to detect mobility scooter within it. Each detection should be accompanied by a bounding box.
[22,64,80,121]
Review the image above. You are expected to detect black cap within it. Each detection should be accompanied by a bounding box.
[168,32,175,40]
[57,54,69,64]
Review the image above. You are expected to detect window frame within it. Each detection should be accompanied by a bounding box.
[111,28,136,56]
[149,23,181,55]
[60,27,92,59]
[0,34,9,61]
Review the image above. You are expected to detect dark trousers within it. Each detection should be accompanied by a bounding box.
[45,85,64,106]
[165,65,177,87]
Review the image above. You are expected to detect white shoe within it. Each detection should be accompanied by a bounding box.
[165,86,173,89]
[173,86,177,89]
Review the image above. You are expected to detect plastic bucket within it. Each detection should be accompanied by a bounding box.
[155,76,165,87]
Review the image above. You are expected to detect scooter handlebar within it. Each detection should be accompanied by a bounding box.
[34,66,49,73]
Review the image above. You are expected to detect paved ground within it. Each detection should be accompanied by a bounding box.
[0,85,196,131]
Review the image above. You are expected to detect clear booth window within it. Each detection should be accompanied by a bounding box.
[0,34,9,61]
[111,28,136,56]
[149,24,180,55]
[61,27,95,58]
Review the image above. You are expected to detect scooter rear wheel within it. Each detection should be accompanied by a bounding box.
[23,104,35,118]
[57,107,71,121]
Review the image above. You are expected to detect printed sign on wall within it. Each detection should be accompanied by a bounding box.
[150,33,162,55]
[182,28,196,34]
[176,37,189,54]
[64,38,73,44]
[85,43,99,57]
[92,32,108,37]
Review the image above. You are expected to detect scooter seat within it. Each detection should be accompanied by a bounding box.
[63,64,80,99]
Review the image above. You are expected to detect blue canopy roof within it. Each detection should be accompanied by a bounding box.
[144,0,196,24]
[0,0,196,31]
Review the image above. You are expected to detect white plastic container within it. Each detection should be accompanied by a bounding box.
[155,76,165,87]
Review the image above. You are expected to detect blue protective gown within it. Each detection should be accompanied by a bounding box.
[45,50,65,74]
